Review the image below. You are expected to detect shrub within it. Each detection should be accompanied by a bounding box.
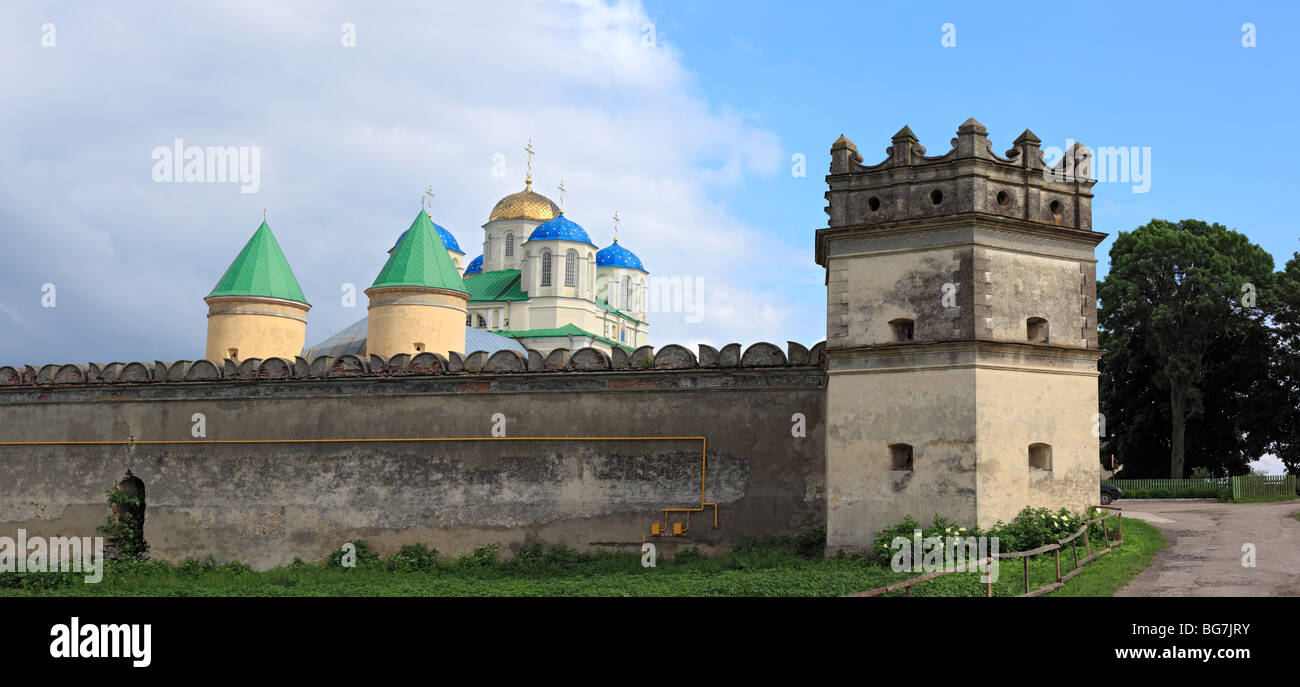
[325,540,382,570]
[455,543,500,569]
[732,527,826,559]
[98,486,148,560]
[541,545,588,567]
[673,546,704,564]
[871,514,977,562]
[513,542,545,565]
[870,506,1108,565]
[387,543,440,572]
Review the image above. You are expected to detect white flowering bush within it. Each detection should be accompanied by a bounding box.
[871,506,1107,564]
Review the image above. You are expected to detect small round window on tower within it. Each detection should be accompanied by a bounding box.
[868,197,880,212]
[996,190,1009,206]
[929,189,943,205]
[1049,200,1063,215]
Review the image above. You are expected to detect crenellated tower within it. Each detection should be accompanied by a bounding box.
[816,118,1107,552]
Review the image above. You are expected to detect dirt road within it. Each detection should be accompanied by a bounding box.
[1115,499,1300,596]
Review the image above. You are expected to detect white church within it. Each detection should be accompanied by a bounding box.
[307,158,649,359]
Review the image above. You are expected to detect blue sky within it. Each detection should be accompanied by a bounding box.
[643,0,1299,281]
[1,0,1296,368]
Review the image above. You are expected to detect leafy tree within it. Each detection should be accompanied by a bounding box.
[1266,253,1300,474]
[1098,219,1275,478]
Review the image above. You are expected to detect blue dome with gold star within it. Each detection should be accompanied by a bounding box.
[393,222,463,254]
[464,254,483,275]
[596,239,647,272]
[526,213,597,247]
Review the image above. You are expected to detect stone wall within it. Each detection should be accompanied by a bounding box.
[0,342,827,569]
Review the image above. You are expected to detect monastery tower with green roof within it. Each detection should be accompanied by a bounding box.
[204,220,312,362]
[365,208,471,358]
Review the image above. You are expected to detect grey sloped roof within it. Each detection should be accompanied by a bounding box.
[303,316,526,359]
[465,326,527,355]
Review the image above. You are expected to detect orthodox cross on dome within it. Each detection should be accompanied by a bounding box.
[523,139,536,188]
[424,185,436,216]
[612,210,621,241]
[557,179,567,210]
[263,208,267,221]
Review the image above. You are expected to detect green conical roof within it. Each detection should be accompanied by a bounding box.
[370,209,468,292]
[207,221,309,305]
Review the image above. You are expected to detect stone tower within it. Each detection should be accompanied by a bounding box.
[816,118,1106,552]
[366,208,470,358]
[205,220,311,362]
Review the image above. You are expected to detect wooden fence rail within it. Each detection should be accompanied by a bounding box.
[848,506,1123,598]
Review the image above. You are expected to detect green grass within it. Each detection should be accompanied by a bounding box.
[0,522,1167,598]
[1046,519,1165,596]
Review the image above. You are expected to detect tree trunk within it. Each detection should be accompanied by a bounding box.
[1169,387,1187,478]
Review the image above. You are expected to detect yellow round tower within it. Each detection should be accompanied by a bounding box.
[365,209,470,358]
[204,220,311,362]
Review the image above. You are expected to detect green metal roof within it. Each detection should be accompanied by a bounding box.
[499,323,634,351]
[207,221,309,305]
[463,270,530,303]
[370,209,467,292]
[596,298,641,324]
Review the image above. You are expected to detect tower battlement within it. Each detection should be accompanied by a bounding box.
[816,119,1107,352]
[821,118,1096,236]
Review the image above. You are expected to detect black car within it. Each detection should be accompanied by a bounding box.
[1100,484,1123,505]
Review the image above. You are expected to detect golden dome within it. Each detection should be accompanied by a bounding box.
[488,180,562,222]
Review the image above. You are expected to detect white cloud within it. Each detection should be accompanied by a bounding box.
[0,0,821,365]
[1249,454,1286,476]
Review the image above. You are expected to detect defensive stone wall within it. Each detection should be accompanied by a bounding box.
[0,342,827,569]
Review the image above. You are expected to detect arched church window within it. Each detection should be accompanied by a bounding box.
[505,233,514,257]
[476,314,487,328]
[541,250,552,286]
[565,250,577,286]
[622,276,631,309]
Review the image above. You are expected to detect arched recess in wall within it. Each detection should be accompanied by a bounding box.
[1029,443,1053,471]
[107,470,148,560]
[1027,317,1049,343]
